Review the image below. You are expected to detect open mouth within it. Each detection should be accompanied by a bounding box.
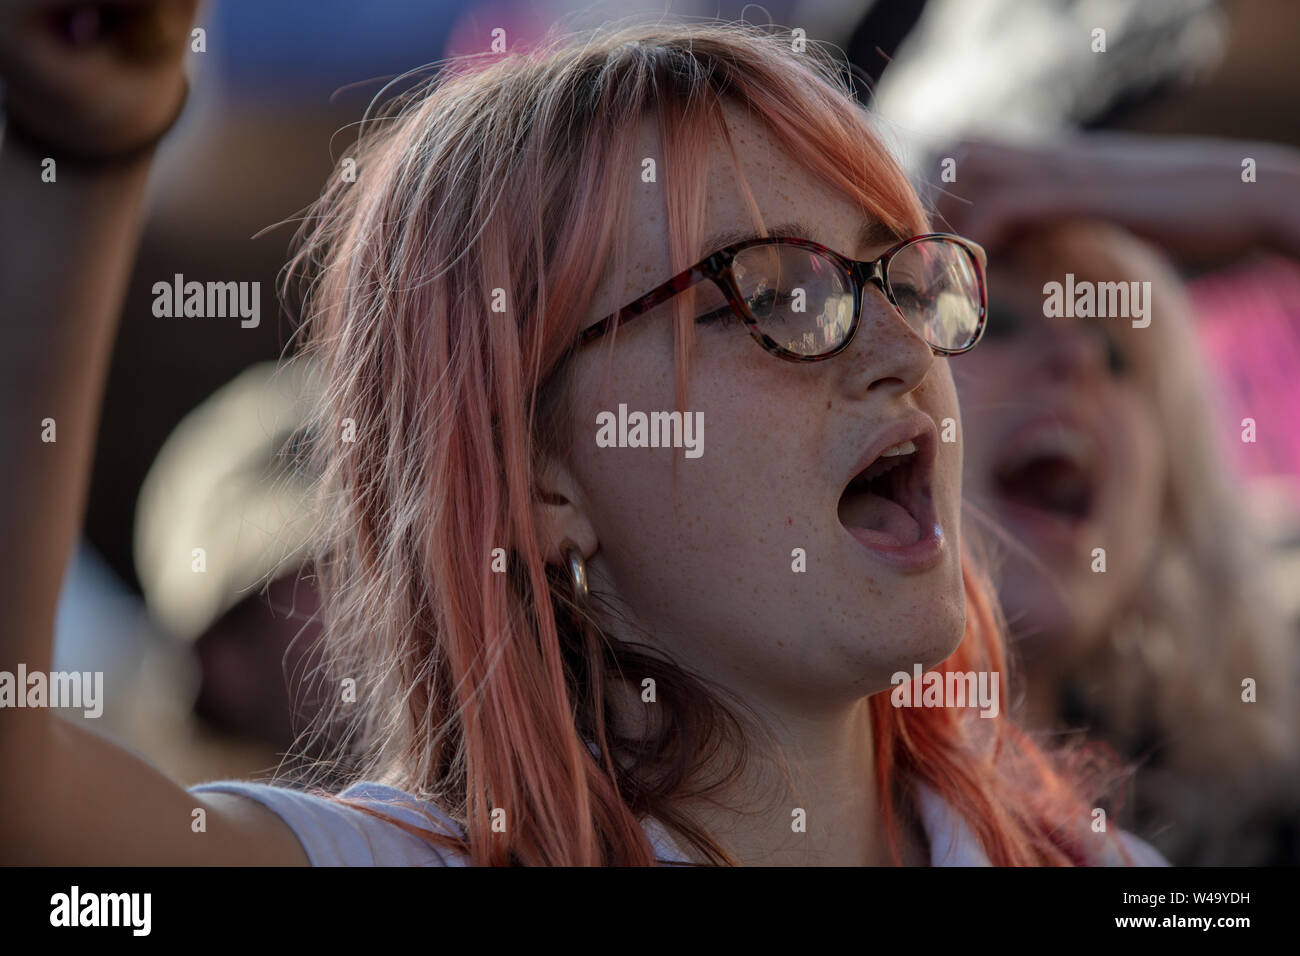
[837,432,935,548]
[993,425,1096,524]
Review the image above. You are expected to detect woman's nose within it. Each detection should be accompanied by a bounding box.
[846,288,935,396]
[1037,323,1110,383]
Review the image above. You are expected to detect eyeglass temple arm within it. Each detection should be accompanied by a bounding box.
[576,261,715,348]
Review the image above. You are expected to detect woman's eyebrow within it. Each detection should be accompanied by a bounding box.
[700,217,905,257]
[859,218,907,252]
[700,220,813,254]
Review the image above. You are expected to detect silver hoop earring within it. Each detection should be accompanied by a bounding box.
[559,539,589,609]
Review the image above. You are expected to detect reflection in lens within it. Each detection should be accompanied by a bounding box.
[732,245,854,356]
[887,239,981,351]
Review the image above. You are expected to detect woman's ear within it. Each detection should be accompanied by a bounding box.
[533,454,597,565]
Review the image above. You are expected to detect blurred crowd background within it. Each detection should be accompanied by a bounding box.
[34,0,1300,861]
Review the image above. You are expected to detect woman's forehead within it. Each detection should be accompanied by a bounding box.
[591,106,875,316]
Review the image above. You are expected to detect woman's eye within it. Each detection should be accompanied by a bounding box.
[980,303,1023,339]
[1099,327,1129,377]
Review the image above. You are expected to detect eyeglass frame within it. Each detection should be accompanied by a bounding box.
[572,231,988,362]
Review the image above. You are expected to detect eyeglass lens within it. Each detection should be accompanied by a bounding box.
[729,238,981,356]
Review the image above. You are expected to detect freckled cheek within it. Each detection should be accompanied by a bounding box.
[951,387,996,486]
[678,431,814,546]
[939,440,964,513]
[957,423,995,495]
[926,373,965,500]
[584,447,667,505]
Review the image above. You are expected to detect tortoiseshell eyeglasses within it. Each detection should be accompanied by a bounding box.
[573,232,988,362]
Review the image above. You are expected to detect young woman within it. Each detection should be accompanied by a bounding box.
[0,9,1162,866]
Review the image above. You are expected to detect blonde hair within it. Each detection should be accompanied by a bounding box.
[993,219,1300,864]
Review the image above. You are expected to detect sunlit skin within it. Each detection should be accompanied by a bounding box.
[532,102,968,865]
[953,266,1165,728]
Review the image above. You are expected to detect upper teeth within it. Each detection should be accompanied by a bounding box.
[880,440,917,458]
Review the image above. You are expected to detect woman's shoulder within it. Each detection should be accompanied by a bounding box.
[1105,829,1171,867]
[914,782,1170,866]
[189,778,469,867]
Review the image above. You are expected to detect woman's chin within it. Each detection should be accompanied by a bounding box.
[915,612,970,672]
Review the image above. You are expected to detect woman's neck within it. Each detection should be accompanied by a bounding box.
[661,697,928,866]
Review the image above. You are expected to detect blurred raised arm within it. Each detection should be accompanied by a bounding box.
[933,133,1300,262]
[0,0,305,864]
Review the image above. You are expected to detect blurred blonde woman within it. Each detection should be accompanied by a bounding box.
[955,217,1300,865]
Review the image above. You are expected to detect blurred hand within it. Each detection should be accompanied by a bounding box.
[933,133,1300,263]
[0,0,198,156]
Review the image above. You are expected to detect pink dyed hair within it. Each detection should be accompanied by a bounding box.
[283,20,1125,865]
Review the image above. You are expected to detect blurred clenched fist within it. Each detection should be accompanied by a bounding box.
[0,0,198,156]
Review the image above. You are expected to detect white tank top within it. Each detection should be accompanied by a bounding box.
[189,779,1168,865]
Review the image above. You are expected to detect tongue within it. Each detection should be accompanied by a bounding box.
[839,490,922,546]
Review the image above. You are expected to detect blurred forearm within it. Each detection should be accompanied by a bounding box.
[0,135,153,670]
